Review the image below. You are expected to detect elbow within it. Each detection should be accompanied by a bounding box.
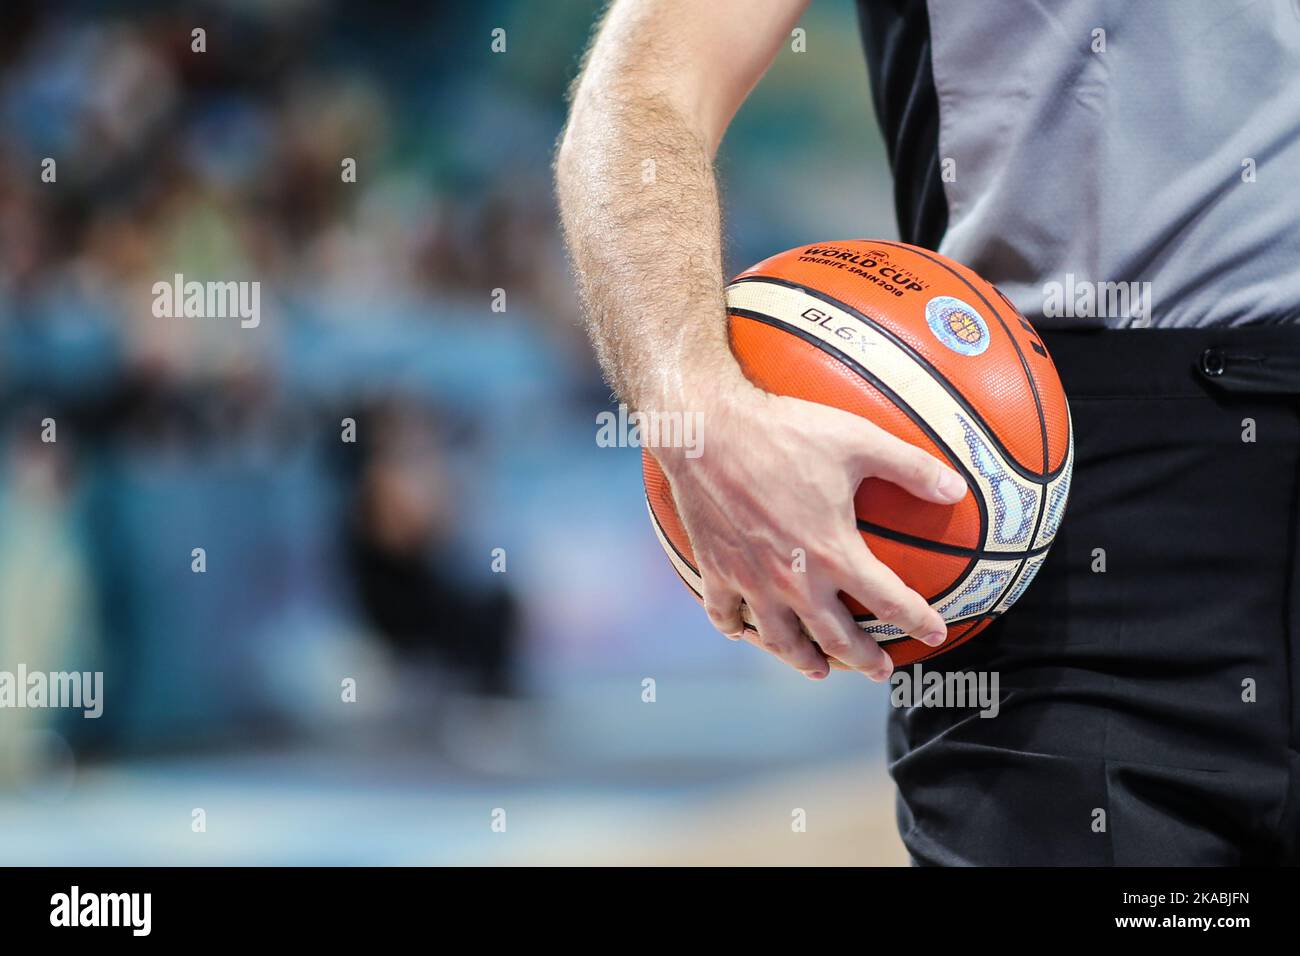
[554,88,593,200]
[553,122,578,192]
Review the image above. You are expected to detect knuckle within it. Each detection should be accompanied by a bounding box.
[705,605,733,625]
[873,599,907,623]
[787,573,816,601]
[826,538,856,569]
[907,453,935,487]
[853,423,883,453]
[816,632,854,656]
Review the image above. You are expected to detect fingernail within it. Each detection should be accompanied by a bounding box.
[803,669,827,681]
[867,666,893,683]
[725,630,743,641]
[920,630,947,647]
[936,469,966,501]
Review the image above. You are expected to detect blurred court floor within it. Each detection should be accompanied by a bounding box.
[0,680,908,866]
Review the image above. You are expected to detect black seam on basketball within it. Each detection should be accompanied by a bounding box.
[857,519,1053,561]
[727,308,983,613]
[646,494,702,580]
[729,273,1067,484]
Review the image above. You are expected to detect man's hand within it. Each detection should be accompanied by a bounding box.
[654,376,964,681]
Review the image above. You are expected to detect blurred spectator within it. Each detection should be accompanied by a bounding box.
[345,401,520,698]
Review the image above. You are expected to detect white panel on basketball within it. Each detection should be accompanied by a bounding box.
[995,550,1049,615]
[726,280,1044,549]
[930,558,1019,620]
[1034,415,1074,549]
[856,619,909,643]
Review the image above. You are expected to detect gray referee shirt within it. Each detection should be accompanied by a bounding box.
[858,0,1300,328]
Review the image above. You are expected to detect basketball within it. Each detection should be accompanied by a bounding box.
[643,240,1073,667]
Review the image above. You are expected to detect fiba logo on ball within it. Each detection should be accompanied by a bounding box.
[925,295,989,356]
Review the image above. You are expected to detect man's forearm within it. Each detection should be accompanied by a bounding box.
[556,66,743,414]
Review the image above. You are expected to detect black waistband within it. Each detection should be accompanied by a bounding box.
[1038,327,1300,399]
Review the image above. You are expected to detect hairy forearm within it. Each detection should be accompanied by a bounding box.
[556,76,744,414]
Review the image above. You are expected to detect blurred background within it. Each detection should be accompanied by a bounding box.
[0,0,905,864]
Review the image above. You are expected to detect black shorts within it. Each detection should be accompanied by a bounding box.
[888,326,1300,866]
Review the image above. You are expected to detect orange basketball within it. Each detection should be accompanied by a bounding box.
[643,240,1073,666]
